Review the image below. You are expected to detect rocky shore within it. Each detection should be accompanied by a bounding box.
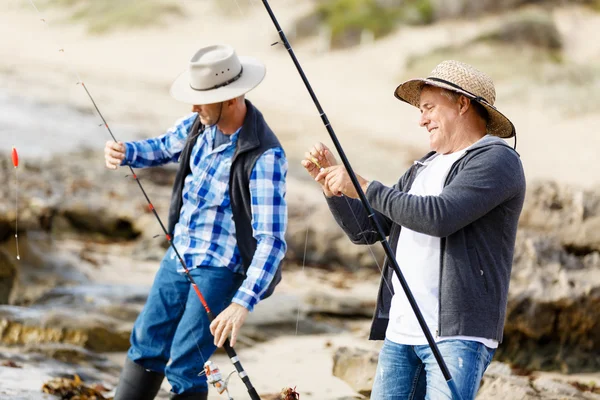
[0,150,598,399]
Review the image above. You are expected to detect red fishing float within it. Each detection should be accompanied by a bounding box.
[12,146,19,168]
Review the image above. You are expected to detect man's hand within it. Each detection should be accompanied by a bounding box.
[104,140,126,170]
[209,303,249,348]
[301,142,338,197]
[315,165,369,199]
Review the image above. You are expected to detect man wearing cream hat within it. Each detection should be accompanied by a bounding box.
[105,44,287,400]
[303,60,525,399]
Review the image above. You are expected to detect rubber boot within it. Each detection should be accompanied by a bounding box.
[170,392,209,400]
[113,357,165,400]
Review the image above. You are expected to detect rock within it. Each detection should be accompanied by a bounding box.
[60,201,140,240]
[23,343,119,371]
[286,179,384,271]
[520,181,600,253]
[478,373,536,399]
[0,305,130,352]
[478,8,563,50]
[499,230,600,372]
[478,362,600,400]
[0,249,17,305]
[2,235,90,306]
[32,284,148,322]
[304,290,375,318]
[332,347,378,397]
[0,150,171,243]
[0,344,171,400]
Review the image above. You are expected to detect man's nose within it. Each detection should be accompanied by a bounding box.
[419,113,429,127]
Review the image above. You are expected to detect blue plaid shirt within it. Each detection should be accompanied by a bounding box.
[122,112,287,310]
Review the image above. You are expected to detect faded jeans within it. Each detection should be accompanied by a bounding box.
[371,338,495,400]
[127,247,244,395]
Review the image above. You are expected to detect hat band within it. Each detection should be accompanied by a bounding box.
[426,77,495,109]
[191,66,244,92]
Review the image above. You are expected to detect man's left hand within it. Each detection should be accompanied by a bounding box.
[209,303,249,348]
[315,166,369,199]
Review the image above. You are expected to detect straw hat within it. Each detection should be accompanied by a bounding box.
[394,60,515,138]
[170,44,266,105]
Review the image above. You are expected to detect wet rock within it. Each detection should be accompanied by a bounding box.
[32,284,148,323]
[1,235,89,306]
[0,344,171,400]
[0,305,130,352]
[23,343,120,372]
[0,249,17,304]
[0,284,151,352]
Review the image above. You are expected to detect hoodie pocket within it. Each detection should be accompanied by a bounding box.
[468,247,489,295]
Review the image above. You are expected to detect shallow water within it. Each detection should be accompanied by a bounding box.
[0,91,139,160]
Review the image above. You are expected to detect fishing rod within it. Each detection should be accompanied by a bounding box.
[259,1,463,399]
[25,3,261,399]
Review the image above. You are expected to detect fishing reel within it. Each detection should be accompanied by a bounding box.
[199,360,235,400]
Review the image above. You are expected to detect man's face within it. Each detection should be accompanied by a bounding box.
[192,102,223,126]
[418,86,461,154]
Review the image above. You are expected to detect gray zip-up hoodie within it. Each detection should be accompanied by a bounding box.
[326,135,526,342]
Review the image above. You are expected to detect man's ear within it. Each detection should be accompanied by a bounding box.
[458,95,470,115]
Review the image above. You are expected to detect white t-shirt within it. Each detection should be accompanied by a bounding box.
[386,147,498,349]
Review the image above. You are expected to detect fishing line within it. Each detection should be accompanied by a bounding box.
[11,147,21,261]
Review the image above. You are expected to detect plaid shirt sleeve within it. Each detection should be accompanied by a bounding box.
[122,113,198,168]
[232,147,288,311]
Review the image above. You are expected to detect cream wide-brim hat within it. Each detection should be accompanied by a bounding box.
[170,44,266,105]
[394,60,515,138]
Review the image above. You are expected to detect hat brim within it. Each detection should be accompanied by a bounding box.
[394,78,516,139]
[170,56,266,105]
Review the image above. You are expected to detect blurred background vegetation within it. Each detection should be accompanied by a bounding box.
[39,0,182,34]
[293,0,600,49]
[36,0,600,118]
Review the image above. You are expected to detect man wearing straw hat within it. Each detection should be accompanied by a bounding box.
[104,44,287,400]
[303,60,525,399]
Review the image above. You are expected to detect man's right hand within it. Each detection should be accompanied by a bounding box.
[104,140,126,170]
[301,142,338,197]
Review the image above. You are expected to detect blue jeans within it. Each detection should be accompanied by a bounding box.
[127,248,244,395]
[371,339,495,400]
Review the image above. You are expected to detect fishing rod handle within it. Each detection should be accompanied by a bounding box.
[223,338,261,400]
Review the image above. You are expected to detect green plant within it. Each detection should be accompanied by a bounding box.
[41,0,183,34]
[317,0,401,40]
